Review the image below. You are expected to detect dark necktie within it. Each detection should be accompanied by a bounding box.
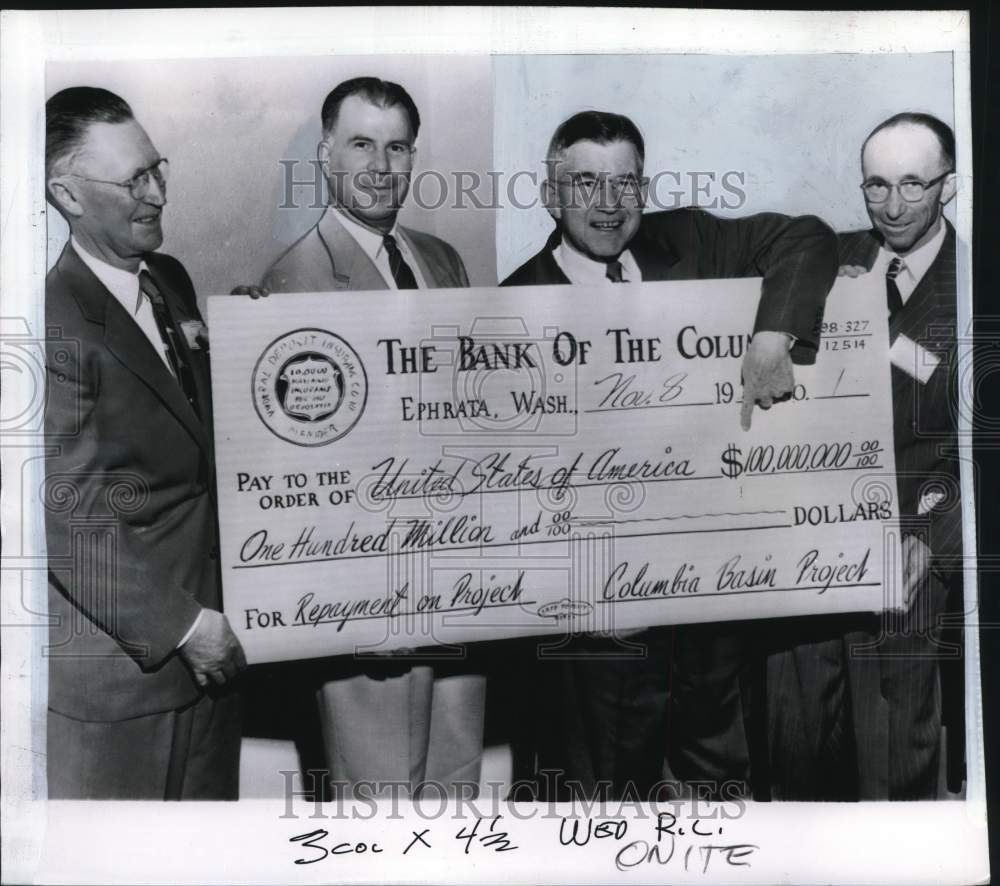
[606,259,625,283]
[382,234,418,290]
[139,269,200,417]
[886,257,905,316]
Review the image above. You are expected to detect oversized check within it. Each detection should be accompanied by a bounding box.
[208,277,900,664]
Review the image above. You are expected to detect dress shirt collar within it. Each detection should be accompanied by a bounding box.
[553,235,641,285]
[875,219,947,304]
[332,207,401,265]
[71,236,149,313]
[330,206,428,289]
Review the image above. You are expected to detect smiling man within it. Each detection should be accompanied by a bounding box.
[502,110,838,802]
[262,77,468,292]
[503,110,836,430]
[767,112,964,801]
[44,86,245,799]
[259,77,484,800]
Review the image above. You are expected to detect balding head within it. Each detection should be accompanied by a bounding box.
[860,113,956,255]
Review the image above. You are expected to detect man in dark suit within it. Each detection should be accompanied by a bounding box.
[44,87,246,799]
[766,112,963,800]
[260,77,484,796]
[501,111,838,800]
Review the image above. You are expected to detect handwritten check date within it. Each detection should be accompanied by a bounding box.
[208,277,901,664]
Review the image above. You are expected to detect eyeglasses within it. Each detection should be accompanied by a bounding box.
[557,173,648,205]
[66,158,169,200]
[860,171,952,204]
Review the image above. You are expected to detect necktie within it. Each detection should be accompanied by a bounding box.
[382,234,418,289]
[139,270,200,417]
[886,257,905,316]
[606,259,625,283]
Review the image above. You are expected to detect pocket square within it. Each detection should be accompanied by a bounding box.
[889,332,940,384]
[917,490,947,515]
[179,319,209,350]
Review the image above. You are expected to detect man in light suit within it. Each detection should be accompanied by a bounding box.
[766,112,963,800]
[501,111,838,800]
[261,77,484,796]
[43,87,246,798]
[263,77,468,292]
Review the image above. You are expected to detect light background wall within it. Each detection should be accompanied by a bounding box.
[494,53,956,280]
[46,52,958,296]
[46,54,497,309]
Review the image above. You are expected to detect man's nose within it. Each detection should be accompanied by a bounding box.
[594,178,620,212]
[142,175,166,207]
[884,186,905,218]
[367,149,391,175]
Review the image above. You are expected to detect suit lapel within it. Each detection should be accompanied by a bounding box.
[538,243,571,283]
[397,227,443,288]
[104,296,211,456]
[58,245,210,455]
[144,262,214,447]
[841,225,957,348]
[890,225,956,347]
[317,209,388,291]
[534,230,575,284]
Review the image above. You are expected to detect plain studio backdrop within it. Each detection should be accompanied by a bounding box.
[494,52,957,280]
[45,54,497,307]
[46,52,957,295]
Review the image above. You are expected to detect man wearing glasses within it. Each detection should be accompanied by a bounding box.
[767,112,963,800]
[44,86,245,798]
[501,110,838,801]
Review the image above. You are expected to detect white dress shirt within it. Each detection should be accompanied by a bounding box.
[873,219,947,304]
[71,237,175,376]
[333,209,429,289]
[553,237,643,285]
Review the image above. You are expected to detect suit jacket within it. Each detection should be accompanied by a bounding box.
[838,222,962,564]
[262,208,469,292]
[45,243,221,721]
[502,208,838,365]
[774,224,963,801]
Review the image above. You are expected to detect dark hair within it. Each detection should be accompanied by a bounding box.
[46,86,134,179]
[546,110,645,167]
[863,111,956,170]
[320,76,420,138]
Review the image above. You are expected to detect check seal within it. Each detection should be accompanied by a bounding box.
[252,328,367,446]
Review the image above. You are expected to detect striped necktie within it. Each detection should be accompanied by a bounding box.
[139,270,200,417]
[383,234,418,289]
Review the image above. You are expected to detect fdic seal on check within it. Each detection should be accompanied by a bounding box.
[251,328,368,446]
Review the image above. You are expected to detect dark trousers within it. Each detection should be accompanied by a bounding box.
[669,622,753,796]
[766,570,956,800]
[524,629,672,801]
[48,689,242,800]
[512,623,753,801]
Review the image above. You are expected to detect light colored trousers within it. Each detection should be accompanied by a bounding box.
[317,664,486,795]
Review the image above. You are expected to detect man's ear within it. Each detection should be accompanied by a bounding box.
[541,178,561,222]
[46,177,84,219]
[316,138,330,173]
[939,171,958,207]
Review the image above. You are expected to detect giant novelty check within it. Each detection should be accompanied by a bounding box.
[209,277,900,664]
